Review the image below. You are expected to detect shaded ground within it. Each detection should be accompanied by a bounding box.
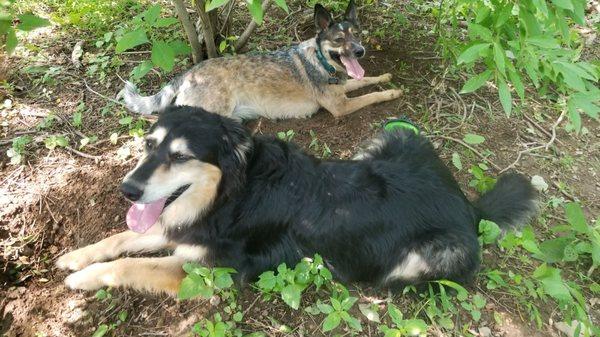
[1,2,599,336]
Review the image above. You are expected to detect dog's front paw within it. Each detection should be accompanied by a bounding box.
[64,263,112,291]
[380,73,393,82]
[388,89,403,100]
[56,248,97,271]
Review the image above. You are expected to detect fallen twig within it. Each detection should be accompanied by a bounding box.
[432,135,502,171]
[83,78,126,107]
[65,146,102,161]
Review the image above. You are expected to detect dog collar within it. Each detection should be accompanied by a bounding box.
[315,45,339,84]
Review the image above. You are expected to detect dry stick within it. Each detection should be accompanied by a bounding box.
[172,0,203,63]
[83,78,126,107]
[234,0,272,52]
[522,113,565,146]
[195,0,218,58]
[65,146,102,161]
[500,110,567,173]
[433,135,502,171]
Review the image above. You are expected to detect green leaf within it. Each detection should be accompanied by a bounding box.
[92,324,109,337]
[551,0,574,10]
[131,60,153,80]
[472,294,486,309]
[155,17,179,27]
[463,133,485,144]
[169,40,192,56]
[555,62,597,82]
[526,36,560,49]
[143,5,161,25]
[322,312,341,332]
[538,237,571,262]
[555,63,587,92]
[5,27,17,55]
[358,303,380,323]
[118,310,128,322]
[213,269,234,289]
[403,319,428,336]
[493,42,506,75]
[457,43,491,65]
[479,219,501,244]
[317,300,334,314]
[115,29,149,53]
[564,202,588,233]
[273,0,289,13]
[508,68,525,99]
[494,4,512,27]
[343,315,362,331]
[16,14,51,31]
[467,23,492,42]
[178,275,213,299]
[497,77,512,116]
[387,303,403,326]
[461,70,492,94]
[281,284,302,309]
[247,0,264,24]
[592,241,600,266]
[567,99,582,132]
[341,296,358,311]
[206,0,231,12]
[533,264,572,302]
[451,152,462,170]
[151,40,175,72]
[233,311,243,322]
[475,7,490,23]
[257,271,277,291]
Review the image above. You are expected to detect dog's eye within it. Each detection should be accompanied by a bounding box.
[335,37,345,43]
[145,139,156,149]
[170,152,191,162]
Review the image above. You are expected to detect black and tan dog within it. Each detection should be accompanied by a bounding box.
[57,106,538,294]
[118,1,402,120]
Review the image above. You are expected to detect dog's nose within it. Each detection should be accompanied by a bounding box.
[351,44,365,58]
[121,182,143,202]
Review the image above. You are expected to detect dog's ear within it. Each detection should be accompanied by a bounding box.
[217,119,252,198]
[314,4,333,32]
[344,0,358,25]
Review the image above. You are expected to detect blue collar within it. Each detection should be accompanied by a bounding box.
[315,46,337,76]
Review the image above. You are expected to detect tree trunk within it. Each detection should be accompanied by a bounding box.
[195,0,218,58]
[172,0,203,63]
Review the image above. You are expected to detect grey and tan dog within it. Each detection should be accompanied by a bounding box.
[119,0,401,120]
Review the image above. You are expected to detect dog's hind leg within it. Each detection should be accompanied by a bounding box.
[56,224,172,271]
[64,256,185,295]
[344,73,392,92]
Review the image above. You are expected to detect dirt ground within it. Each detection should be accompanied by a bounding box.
[1,4,599,337]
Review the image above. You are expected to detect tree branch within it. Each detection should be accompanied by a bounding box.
[195,0,218,58]
[172,0,203,63]
[235,0,272,52]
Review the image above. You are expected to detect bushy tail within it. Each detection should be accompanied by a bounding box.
[475,173,539,229]
[117,79,181,115]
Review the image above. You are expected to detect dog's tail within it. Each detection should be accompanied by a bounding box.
[475,173,539,230]
[117,77,183,115]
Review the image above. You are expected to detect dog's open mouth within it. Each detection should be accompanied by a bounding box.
[329,51,365,80]
[125,185,190,233]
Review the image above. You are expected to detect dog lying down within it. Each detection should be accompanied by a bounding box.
[57,106,538,294]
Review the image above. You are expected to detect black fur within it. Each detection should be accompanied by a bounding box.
[157,106,538,287]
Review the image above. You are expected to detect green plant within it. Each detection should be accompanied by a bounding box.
[91,289,128,337]
[205,0,289,25]
[6,135,32,164]
[1,0,50,55]
[379,303,428,337]
[437,0,599,129]
[255,254,333,309]
[468,163,496,193]
[44,135,68,150]
[112,4,190,77]
[315,292,362,333]
[276,129,295,142]
[178,263,236,300]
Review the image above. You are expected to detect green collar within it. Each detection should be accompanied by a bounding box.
[315,44,339,84]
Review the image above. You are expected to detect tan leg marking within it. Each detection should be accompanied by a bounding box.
[321,89,403,118]
[64,256,185,295]
[344,73,393,92]
[56,224,170,271]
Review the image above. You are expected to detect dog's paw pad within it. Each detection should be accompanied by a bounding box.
[381,73,393,82]
[56,251,94,271]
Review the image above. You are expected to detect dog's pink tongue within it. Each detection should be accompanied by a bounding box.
[340,55,365,80]
[126,198,166,233]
